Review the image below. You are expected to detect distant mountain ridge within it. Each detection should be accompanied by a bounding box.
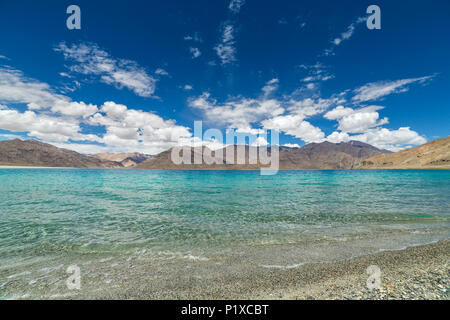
[356,136,450,169]
[2,137,447,170]
[93,152,151,167]
[135,140,388,170]
[0,139,123,168]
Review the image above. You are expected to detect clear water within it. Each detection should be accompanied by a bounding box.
[0,169,449,299]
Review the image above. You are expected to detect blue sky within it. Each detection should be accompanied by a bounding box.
[0,0,448,154]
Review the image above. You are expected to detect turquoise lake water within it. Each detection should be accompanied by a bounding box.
[0,169,449,298]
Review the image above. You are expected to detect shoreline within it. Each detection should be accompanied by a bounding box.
[2,238,448,300]
[254,239,449,300]
[71,239,449,300]
[0,165,77,169]
[251,239,450,300]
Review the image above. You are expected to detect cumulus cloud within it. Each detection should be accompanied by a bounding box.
[251,136,268,147]
[188,70,431,150]
[189,92,284,131]
[326,131,351,144]
[324,105,389,133]
[351,127,427,152]
[262,115,325,143]
[188,80,343,144]
[283,143,300,148]
[0,106,100,143]
[324,106,426,151]
[287,97,339,118]
[54,42,157,97]
[87,101,192,154]
[0,66,97,118]
[0,65,192,154]
[352,76,434,103]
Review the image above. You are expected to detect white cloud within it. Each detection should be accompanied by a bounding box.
[326,131,350,144]
[325,105,389,133]
[262,114,325,143]
[189,47,202,59]
[0,133,24,140]
[352,76,434,103]
[87,101,192,154]
[229,0,245,14]
[189,92,284,131]
[333,17,366,45]
[251,136,268,147]
[235,128,266,135]
[54,42,156,97]
[325,125,427,152]
[283,143,300,148]
[215,24,236,64]
[287,97,340,118]
[0,106,101,143]
[0,65,193,154]
[183,84,193,91]
[323,17,366,56]
[155,68,169,76]
[262,78,279,96]
[300,62,334,83]
[0,66,98,118]
[52,142,113,154]
[184,32,203,42]
[323,105,354,120]
[187,70,431,150]
[189,80,343,144]
[213,0,246,65]
[351,127,426,152]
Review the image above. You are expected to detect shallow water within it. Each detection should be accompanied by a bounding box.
[0,169,449,298]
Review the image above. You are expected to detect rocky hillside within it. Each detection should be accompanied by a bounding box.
[93,152,151,167]
[356,136,450,169]
[135,141,387,170]
[0,139,123,168]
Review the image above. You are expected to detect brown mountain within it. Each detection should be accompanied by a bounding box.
[135,141,387,170]
[93,152,151,167]
[0,139,123,168]
[356,136,450,169]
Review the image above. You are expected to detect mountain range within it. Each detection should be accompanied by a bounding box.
[93,152,151,167]
[0,137,448,170]
[356,136,450,169]
[0,139,122,168]
[135,141,387,170]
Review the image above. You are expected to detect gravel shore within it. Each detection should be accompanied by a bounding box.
[2,239,448,300]
[252,239,449,300]
[81,239,449,300]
